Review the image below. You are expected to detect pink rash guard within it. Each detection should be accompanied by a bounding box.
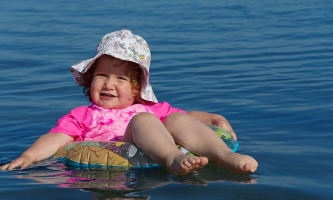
[48,102,186,142]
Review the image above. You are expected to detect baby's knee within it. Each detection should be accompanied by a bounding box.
[129,112,158,125]
[164,112,191,126]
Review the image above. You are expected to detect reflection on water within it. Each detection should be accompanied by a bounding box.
[13,159,256,199]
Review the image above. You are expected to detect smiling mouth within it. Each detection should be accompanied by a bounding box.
[101,93,116,97]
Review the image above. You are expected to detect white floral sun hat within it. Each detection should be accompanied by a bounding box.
[70,29,158,103]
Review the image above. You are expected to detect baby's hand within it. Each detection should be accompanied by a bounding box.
[212,116,237,140]
[0,155,34,171]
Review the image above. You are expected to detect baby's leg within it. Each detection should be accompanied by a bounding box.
[123,113,208,175]
[164,113,258,174]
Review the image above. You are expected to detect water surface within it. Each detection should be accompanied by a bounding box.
[0,0,332,199]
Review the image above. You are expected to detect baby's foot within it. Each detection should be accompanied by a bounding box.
[217,152,258,174]
[165,153,209,175]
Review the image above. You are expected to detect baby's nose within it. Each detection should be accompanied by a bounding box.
[104,77,116,89]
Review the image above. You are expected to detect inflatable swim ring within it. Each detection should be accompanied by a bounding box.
[54,125,239,169]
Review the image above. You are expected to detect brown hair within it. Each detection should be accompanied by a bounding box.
[81,57,146,104]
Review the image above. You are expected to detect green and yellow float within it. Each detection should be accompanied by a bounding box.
[54,125,238,169]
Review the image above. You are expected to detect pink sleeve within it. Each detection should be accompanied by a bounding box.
[147,102,187,122]
[48,106,92,141]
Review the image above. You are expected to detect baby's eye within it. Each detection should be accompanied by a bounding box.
[118,76,130,81]
[95,74,107,77]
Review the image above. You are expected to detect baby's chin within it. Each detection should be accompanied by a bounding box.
[96,102,134,110]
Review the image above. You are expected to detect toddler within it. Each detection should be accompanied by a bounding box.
[1,29,258,175]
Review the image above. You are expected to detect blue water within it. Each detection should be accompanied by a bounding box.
[1,0,332,199]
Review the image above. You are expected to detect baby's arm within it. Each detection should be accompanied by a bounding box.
[187,111,237,140]
[0,133,73,170]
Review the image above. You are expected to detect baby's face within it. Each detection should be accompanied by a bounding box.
[90,55,135,109]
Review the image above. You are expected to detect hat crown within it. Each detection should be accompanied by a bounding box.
[96,30,151,70]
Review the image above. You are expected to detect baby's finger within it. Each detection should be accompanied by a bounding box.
[7,164,18,171]
[229,130,237,141]
[6,160,24,171]
[219,123,237,140]
[20,161,33,169]
[0,164,9,171]
[213,116,238,140]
